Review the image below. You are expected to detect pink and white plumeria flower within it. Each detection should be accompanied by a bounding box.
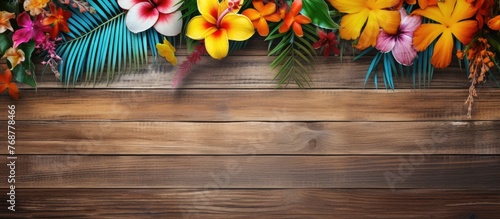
[375,8,421,66]
[117,0,182,36]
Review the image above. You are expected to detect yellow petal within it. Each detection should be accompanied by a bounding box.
[186,16,218,40]
[431,28,453,68]
[221,13,255,41]
[355,12,379,50]
[327,0,365,13]
[198,0,219,24]
[372,0,400,9]
[2,47,25,69]
[437,0,455,21]
[450,20,478,45]
[411,6,445,24]
[205,29,229,60]
[338,9,369,40]
[156,38,177,66]
[449,0,477,25]
[413,23,445,51]
[374,9,400,35]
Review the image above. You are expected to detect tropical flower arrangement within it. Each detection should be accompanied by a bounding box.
[1,0,500,117]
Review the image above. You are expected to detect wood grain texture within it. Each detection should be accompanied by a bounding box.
[1,155,499,189]
[1,189,499,218]
[4,89,500,121]
[12,121,500,155]
[24,56,492,89]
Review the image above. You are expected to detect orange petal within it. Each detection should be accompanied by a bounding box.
[0,69,12,84]
[450,20,478,45]
[261,2,277,17]
[411,6,445,24]
[488,15,500,30]
[292,22,304,37]
[413,23,445,51]
[291,0,302,16]
[279,21,291,33]
[431,29,453,68]
[8,83,19,100]
[242,8,261,21]
[252,0,264,12]
[255,18,269,36]
[264,13,281,22]
[295,15,311,24]
[449,0,477,24]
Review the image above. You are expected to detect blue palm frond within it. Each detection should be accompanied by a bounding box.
[56,0,164,85]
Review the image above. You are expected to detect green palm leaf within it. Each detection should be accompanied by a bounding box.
[56,0,164,85]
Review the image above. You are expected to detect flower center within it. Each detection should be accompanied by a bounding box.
[217,0,241,28]
[147,0,157,7]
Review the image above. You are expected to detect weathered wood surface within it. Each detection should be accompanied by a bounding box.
[1,38,499,218]
[1,155,499,189]
[3,89,500,121]
[10,121,500,155]
[1,189,499,218]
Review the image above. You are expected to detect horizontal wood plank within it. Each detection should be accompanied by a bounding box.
[1,189,499,218]
[11,121,500,155]
[1,156,499,189]
[4,89,500,121]
[25,56,489,89]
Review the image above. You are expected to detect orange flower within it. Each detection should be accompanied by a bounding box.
[488,15,500,30]
[42,3,72,39]
[242,1,281,36]
[23,0,50,16]
[0,11,15,33]
[278,0,311,37]
[471,0,494,29]
[0,69,20,100]
[412,0,478,68]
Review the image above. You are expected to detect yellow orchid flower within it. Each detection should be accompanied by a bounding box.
[0,11,15,33]
[186,0,255,60]
[2,47,25,70]
[328,0,401,50]
[412,0,478,68]
[156,37,177,66]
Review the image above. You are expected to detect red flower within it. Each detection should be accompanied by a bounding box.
[0,69,20,100]
[42,2,72,39]
[313,30,340,57]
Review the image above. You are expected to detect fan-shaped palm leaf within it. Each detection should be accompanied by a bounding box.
[56,0,164,85]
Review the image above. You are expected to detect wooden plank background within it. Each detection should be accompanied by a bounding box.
[1,39,500,218]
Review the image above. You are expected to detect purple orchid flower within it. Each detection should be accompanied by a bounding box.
[12,12,50,48]
[376,8,422,66]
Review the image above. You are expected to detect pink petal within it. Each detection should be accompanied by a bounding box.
[153,11,182,36]
[375,30,396,53]
[12,28,33,48]
[154,0,182,14]
[401,15,422,34]
[16,12,32,28]
[392,34,417,66]
[118,0,148,10]
[125,2,159,33]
